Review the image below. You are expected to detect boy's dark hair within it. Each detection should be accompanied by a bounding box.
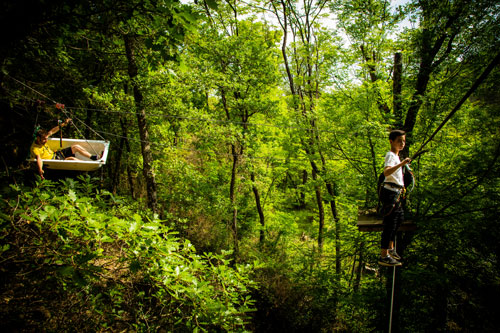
[389,129,406,141]
[36,129,49,138]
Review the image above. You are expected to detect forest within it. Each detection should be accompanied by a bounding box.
[0,0,499,331]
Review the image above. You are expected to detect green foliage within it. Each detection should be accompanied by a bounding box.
[1,0,500,331]
[0,176,256,331]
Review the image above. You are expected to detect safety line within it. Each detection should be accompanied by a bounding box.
[5,75,58,104]
[410,51,500,160]
[389,236,397,333]
[59,107,101,156]
[65,105,344,135]
[4,75,385,162]
[5,75,388,139]
[92,127,326,163]
[0,86,341,163]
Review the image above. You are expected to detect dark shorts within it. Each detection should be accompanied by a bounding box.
[55,147,75,160]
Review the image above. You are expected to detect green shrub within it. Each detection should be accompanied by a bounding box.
[0,176,256,332]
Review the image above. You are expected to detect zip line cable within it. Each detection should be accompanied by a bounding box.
[58,107,102,156]
[5,74,389,140]
[5,75,58,104]
[0,90,339,163]
[388,237,397,333]
[10,48,499,161]
[410,51,500,160]
[61,108,106,142]
[64,105,346,135]
[84,125,323,163]
[20,69,492,165]
[4,75,105,157]
[3,76,360,163]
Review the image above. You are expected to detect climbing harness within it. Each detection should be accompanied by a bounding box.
[377,163,413,217]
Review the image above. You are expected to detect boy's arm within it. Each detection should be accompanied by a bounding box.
[35,155,45,180]
[47,118,71,137]
[383,158,411,177]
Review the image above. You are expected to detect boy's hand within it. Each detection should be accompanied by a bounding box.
[402,157,411,165]
[63,118,72,126]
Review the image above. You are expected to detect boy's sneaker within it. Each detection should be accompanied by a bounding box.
[378,255,402,267]
[388,249,401,260]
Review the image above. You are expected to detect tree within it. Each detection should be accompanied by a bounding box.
[188,0,281,253]
[267,0,343,272]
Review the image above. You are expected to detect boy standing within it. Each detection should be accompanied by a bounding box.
[378,130,411,266]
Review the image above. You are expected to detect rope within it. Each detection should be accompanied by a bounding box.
[387,236,399,333]
[58,107,101,156]
[411,51,500,160]
[389,256,396,333]
[91,127,324,163]
[5,75,389,140]
[5,75,58,104]
[65,105,349,135]
[66,112,106,141]
[2,79,339,163]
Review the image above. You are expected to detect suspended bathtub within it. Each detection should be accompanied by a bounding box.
[29,138,110,172]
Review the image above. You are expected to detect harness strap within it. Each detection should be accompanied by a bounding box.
[383,182,404,190]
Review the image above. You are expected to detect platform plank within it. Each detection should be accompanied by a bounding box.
[357,214,416,232]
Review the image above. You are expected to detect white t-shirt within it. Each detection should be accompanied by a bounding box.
[384,151,404,187]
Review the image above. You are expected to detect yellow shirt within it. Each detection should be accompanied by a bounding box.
[31,143,55,160]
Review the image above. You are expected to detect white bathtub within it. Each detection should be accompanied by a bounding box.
[29,138,110,172]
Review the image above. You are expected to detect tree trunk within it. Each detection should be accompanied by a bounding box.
[393,52,403,128]
[325,182,341,274]
[251,172,266,243]
[361,45,390,114]
[112,136,124,194]
[403,7,461,142]
[230,144,239,254]
[220,86,240,255]
[310,161,325,252]
[123,34,158,214]
[299,169,307,208]
[354,240,364,292]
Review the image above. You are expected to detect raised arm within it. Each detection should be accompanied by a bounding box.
[47,118,71,137]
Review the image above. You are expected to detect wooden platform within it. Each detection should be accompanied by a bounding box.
[357,213,416,232]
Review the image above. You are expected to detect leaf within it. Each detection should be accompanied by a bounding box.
[38,211,48,222]
[57,265,74,277]
[0,244,10,254]
[130,260,141,273]
[129,221,139,233]
[44,205,57,216]
[68,189,77,202]
[205,0,218,10]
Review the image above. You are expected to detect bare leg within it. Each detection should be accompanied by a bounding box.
[71,144,92,159]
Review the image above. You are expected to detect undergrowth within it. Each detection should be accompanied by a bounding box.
[0,176,256,332]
